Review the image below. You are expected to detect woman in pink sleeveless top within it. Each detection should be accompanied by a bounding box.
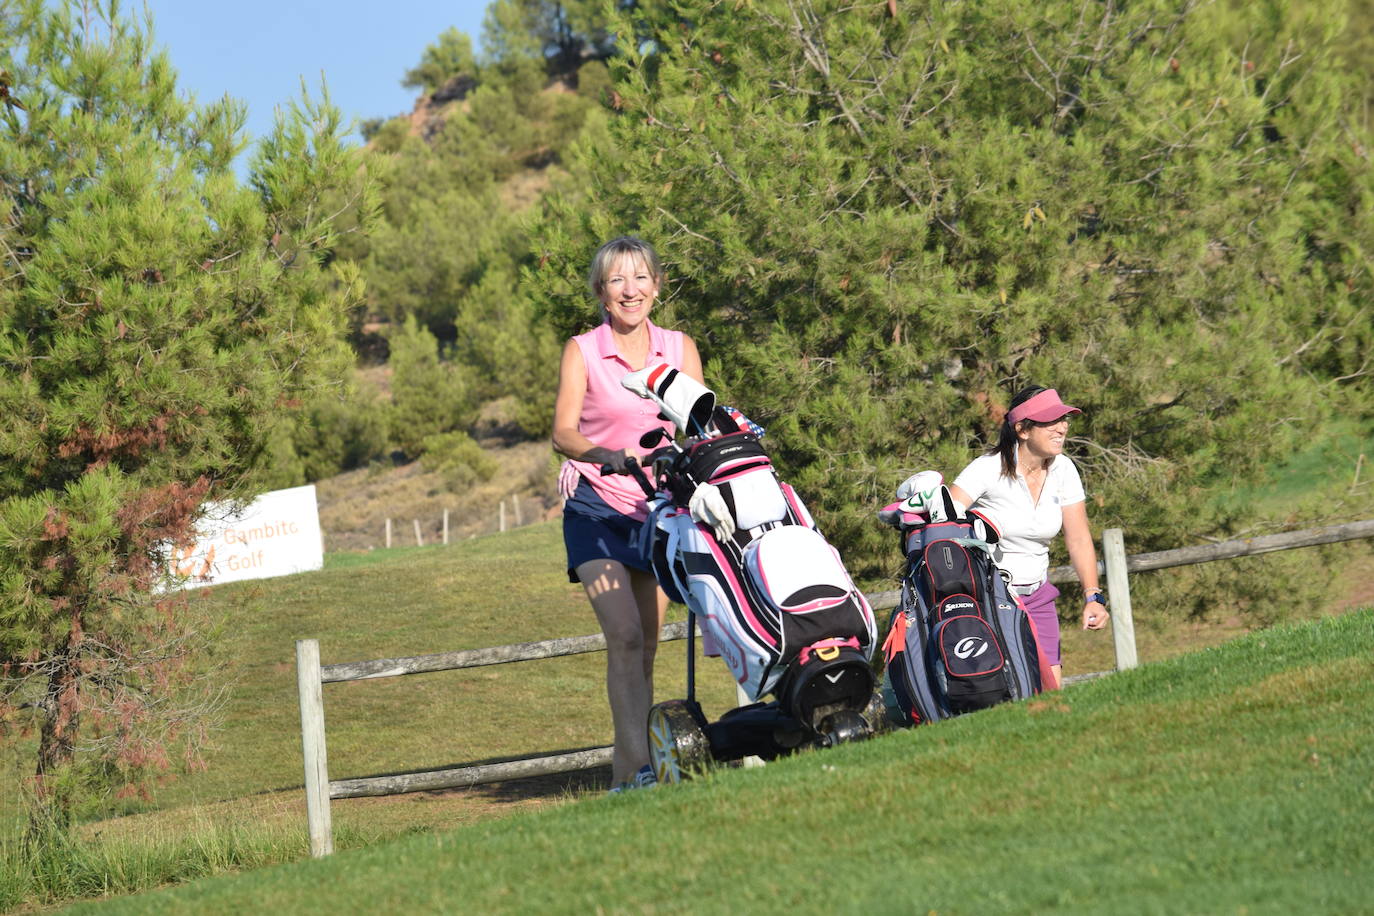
[552,237,703,793]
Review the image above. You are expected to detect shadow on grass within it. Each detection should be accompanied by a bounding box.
[256,746,617,806]
[399,746,615,802]
[428,764,613,803]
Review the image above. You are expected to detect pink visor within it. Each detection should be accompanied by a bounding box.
[1006,389,1081,425]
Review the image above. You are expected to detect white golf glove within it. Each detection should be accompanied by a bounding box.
[689,482,736,541]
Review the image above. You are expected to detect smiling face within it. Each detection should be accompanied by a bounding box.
[599,253,659,332]
[1016,415,1071,461]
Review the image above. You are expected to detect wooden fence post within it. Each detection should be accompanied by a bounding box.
[385,518,392,549]
[442,508,449,545]
[296,638,333,857]
[499,501,506,533]
[1102,528,1138,671]
[513,496,523,527]
[414,519,424,547]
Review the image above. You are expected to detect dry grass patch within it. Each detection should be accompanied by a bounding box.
[315,440,559,552]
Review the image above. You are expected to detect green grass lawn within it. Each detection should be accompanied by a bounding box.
[144,523,745,811]
[71,520,1237,816]
[1,524,745,833]
[62,609,1374,914]
[3,520,1370,912]
[1213,418,1374,515]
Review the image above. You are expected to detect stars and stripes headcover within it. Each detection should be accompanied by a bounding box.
[721,405,766,438]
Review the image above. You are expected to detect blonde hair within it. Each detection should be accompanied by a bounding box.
[588,236,664,322]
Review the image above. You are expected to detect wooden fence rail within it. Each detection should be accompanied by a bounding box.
[297,518,1374,857]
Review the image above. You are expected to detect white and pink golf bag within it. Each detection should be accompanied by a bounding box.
[623,365,877,732]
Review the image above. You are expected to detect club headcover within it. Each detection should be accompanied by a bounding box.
[896,470,944,520]
[717,404,766,438]
[896,470,943,503]
[967,509,1000,545]
[925,485,963,524]
[621,363,716,436]
[877,501,927,530]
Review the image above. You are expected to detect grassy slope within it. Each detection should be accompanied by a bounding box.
[94,517,1251,816]
[313,436,560,553]
[117,522,742,818]
[69,610,1374,914]
[0,523,740,847]
[7,517,1357,827]
[4,514,1369,912]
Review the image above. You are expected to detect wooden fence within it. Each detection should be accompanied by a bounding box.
[382,497,533,548]
[296,518,1374,856]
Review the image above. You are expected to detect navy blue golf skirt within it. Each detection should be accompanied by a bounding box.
[563,476,651,583]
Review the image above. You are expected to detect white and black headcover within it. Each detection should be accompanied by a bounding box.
[621,362,716,436]
[924,485,964,524]
[896,470,944,505]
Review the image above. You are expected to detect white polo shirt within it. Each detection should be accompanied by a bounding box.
[952,449,1086,587]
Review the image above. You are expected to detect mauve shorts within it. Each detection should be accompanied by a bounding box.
[562,476,651,583]
[1019,581,1063,666]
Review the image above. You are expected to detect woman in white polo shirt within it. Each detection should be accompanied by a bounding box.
[947,386,1109,685]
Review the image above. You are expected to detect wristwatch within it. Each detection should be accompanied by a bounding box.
[1086,591,1108,607]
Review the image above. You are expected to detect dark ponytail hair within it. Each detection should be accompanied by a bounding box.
[991,386,1047,479]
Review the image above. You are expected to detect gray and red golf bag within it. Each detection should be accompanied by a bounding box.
[876,484,1046,726]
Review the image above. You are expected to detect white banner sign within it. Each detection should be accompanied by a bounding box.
[170,484,324,587]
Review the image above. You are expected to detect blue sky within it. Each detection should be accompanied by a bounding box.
[140,1,489,157]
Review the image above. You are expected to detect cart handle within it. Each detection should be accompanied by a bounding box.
[599,455,657,498]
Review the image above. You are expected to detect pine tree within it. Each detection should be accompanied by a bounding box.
[530,0,1373,601]
[388,315,474,459]
[403,27,478,95]
[0,0,373,818]
[353,32,596,443]
[482,0,614,74]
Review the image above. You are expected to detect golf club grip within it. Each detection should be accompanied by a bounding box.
[598,456,657,498]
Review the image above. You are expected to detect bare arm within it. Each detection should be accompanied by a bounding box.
[1061,501,1108,630]
[680,335,704,384]
[552,333,707,468]
[551,339,628,469]
[947,457,984,512]
[947,484,972,511]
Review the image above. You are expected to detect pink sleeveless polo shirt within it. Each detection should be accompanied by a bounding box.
[561,319,685,520]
